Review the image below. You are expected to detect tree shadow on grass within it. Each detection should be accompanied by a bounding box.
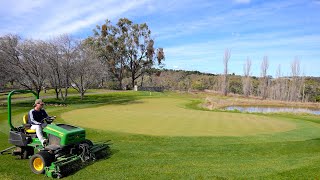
[306,138,320,142]
[5,93,145,107]
[62,94,141,105]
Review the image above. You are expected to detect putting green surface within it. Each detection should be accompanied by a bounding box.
[62,98,296,136]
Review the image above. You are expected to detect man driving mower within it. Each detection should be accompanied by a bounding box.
[28,99,53,146]
[0,90,110,178]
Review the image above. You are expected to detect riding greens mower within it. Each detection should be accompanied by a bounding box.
[0,90,110,178]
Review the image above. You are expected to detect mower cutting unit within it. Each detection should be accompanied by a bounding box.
[0,90,110,178]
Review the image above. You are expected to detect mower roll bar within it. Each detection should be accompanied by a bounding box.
[8,90,39,131]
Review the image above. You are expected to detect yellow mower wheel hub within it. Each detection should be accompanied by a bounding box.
[33,157,44,171]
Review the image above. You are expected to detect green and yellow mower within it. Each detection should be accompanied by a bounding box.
[1,90,110,178]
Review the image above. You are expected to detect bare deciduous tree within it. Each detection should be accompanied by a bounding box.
[259,56,269,99]
[20,40,49,95]
[221,49,231,96]
[70,42,102,99]
[301,71,306,102]
[0,35,23,89]
[54,34,78,101]
[0,35,48,95]
[289,58,301,101]
[45,41,62,99]
[242,57,252,97]
[0,35,17,89]
[273,64,283,100]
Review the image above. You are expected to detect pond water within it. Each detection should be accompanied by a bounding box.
[225,106,320,115]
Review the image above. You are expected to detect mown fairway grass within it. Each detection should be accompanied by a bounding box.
[1,91,320,179]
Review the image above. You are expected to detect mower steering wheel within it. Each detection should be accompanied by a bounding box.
[45,116,56,124]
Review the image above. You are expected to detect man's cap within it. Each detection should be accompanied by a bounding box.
[34,99,44,106]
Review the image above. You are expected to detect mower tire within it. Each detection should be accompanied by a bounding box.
[29,151,54,174]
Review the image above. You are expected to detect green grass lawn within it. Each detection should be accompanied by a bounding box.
[1,91,320,179]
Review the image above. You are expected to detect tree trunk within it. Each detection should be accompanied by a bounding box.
[81,91,84,100]
[132,77,135,89]
[141,74,144,87]
[54,87,59,99]
[222,75,228,96]
[36,87,41,98]
[119,80,123,90]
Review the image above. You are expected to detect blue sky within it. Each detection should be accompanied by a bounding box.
[1,0,319,77]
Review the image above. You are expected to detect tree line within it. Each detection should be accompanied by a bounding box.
[0,18,164,100]
[139,68,319,102]
[221,49,312,102]
[0,18,319,102]
[134,49,319,102]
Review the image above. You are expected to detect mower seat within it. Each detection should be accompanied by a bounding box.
[23,114,36,134]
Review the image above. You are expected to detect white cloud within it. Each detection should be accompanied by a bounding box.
[154,1,298,41]
[0,0,151,38]
[34,0,149,38]
[0,0,46,16]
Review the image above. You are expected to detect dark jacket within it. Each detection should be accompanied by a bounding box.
[28,109,48,125]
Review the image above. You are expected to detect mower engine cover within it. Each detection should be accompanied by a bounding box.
[43,124,86,146]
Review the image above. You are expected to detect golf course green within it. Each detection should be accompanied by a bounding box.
[1,91,320,179]
[62,98,296,136]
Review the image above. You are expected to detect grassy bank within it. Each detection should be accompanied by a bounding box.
[201,92,320,110]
